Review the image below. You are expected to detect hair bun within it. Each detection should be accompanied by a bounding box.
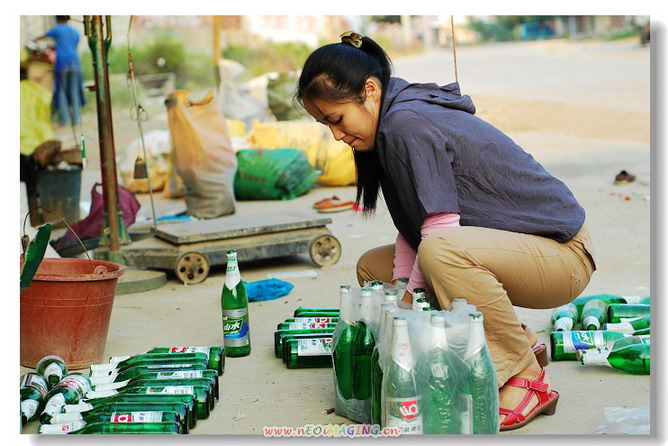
[340,30,365,48]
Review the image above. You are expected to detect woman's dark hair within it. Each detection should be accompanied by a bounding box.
[296,35,392,214]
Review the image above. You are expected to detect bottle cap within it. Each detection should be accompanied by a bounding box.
[603,322,634,333]
[553,317,574,331]
[583,316,601,331]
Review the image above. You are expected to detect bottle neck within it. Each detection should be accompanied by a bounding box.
[391,320,414,372]
[338,290,354,324]
[465,316,486,359]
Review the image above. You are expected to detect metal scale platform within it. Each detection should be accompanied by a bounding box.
[121,210,342,285]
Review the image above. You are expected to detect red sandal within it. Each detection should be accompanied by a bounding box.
[499,367,559,431]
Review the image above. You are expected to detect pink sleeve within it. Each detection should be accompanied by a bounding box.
[392,232,416,282]
[406,213,461,294]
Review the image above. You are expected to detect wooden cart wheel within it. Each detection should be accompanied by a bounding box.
[175,252,210,285]
[309,234,342,266]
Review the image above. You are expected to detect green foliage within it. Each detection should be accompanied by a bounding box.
[467,16,557,42]
[222,41,312,79]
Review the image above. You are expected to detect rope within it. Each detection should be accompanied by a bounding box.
[450,15,459,85]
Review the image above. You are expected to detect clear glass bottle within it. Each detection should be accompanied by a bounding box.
[221,249,251,357]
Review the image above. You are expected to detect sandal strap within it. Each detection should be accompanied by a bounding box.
[505,377,549,393]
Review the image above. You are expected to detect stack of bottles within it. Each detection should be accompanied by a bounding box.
[273,310,339,369]
[21,347,224,434]
[331,282,499,434]
[549,293,650,375]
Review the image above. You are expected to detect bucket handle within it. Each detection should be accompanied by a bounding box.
[22,207,96,273]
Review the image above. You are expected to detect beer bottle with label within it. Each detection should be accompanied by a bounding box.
[279,317,339,327]
[36,355,68,389]
[39,411,183,434]
[333,285,356,402]
[383,316,423,434]
[20,373,49,425]
[90,352,210,379]
[40,373,92,424]
[39,420,181,434]
[581,299,607,330]
[607,304,650,323]
[221,249,251,357]
[604,316,650,334]
[576,334,650,361]
[108,347,225,375]
[420,313,460,434]
[293,307,340,317]
[551,303,578,331]
[571,294,641,319]
[550,330,628,360]
[284,337,333,369]
[461,312,499,434]
[61,398,195,429]
[580,342,650,375]
[92,369,219,401]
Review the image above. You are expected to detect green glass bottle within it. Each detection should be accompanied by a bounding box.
[607,304,651,323]
[110,346,225,375]
[40,373,92,424]
[293,307,340,317]
[222,249,251,357]
[352,288,376,400]
[576,334,650,361]
[278,317,339,328]
[90,352,210,380]
[461,312,499,434]
[93,370,219,401]
[333,285,357,403]
[640,296,650,305]
[371,302,398,426]
[550,330,629,360]
[36,355,68,389]
[581,299,607,330]
[85,383,212,420]
[580,343,650,375]
[40,420,181,434]
[420,313,460,434]
[604,316,650,334]
[90,362,210,387]
[551,303,578,331]
[633,327,650,336]
[276,332,334,358]
[276,321,338,331]
[383,316,423,435]
[284,337,333,369]
[41,410,183,434]
[571,294,641,318]
[20,372,49,425]
[274,327,337,354]
[62,399,194,430]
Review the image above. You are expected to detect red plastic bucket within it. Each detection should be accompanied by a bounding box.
[20,258,124,369]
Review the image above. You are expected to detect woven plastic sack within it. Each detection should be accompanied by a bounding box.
[249,121,356,186]
[234,148,317,200]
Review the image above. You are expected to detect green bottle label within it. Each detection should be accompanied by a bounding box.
[223,308,250,347]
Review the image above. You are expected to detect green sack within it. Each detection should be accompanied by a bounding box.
[234,148,317,200]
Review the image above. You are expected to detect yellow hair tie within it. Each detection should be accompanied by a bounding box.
[340,30,364,48]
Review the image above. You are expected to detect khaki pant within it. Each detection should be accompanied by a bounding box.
[356,225,596,386]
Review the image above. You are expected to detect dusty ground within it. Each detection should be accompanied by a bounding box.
[18,38,653,439]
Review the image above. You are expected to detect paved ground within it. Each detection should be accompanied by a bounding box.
[18,38,654,439]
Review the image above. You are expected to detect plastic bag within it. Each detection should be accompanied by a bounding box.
[243,278,294,302]
[20,80,54,155]
[166,90,237,218]
[595,406,650,435]
[234,148,317,200]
